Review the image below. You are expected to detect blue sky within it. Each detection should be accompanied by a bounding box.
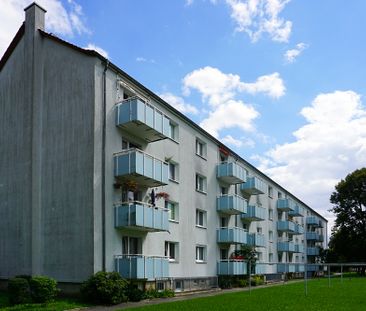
[1,0,366,230]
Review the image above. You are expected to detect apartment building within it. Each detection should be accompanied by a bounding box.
[0,3,327,290]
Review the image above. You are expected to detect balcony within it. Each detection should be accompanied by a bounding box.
[255,264,266,274]
[306,232,323,241]
[306,216,322,227]
[249,233,266,247]
[277,221,296,233]
[295,244,304,253]
[277,264,296,273]
[296,264,305,273]
[217,227,248,244]
[114,149,168,187]
[216,194,247,215]
[240,177,266,195]
[116,97,170,142]
[307,247,320,256]
[216,162,246,185]
[217,260,247,275]
[115,255,169,280]
[114,202,169,232]
[277,198,295,212]
[289,205,305,217]
[293,224,305,235]
[241,205,266,222]
[306,264,320,272]
[277,241,296,252]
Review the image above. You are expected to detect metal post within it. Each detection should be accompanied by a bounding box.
[304,263,308,296]
[249,260,251,294]
[328,264,331,287]
[341,264,343,284]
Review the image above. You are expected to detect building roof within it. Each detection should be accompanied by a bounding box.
[0,24,327,223]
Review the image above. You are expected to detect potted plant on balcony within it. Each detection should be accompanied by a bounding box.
[123,180,138,192]
[155,192,169,200]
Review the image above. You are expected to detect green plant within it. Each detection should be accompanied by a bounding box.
[126,284,145,302]
[218,276,232,289]
[144,288,175,299]
[250,275,264,286]
[238,279,248,287]
[29,275,58,303]
[159,289,175,298]
[80,271,128,305]
[7,277,32,305]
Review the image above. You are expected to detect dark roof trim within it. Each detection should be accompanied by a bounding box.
[0,23,25,72]
[24,2,47,13]
[34,30,327,222]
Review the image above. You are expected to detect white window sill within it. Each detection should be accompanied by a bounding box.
[196,225,207,229]
[196,189,207,195]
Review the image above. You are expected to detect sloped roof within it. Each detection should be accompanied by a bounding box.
[0,23,25,72]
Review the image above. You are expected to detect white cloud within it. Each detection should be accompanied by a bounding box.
[182,66,285,106]
[226,0,292,43]
[84,43,109,59]
[257,90,366,229]
[136,56,156,63]
[284,42,308,63]
[159,92,199,115]
[222,135,255,148]
[0,0,90,58]
[200,99,259,137]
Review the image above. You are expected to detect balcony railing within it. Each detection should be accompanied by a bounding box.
[276,198,295,212]
[217,227,248,244]
[255,263,267,274]
[277,221,296,233]
[277,263,296,273]
[114,149,168,187]
[216,162,246,185]
[114,202,169,232]
[240,177,266,195]
[277,241,296,252]
[306,216,323,227]
[216,194,247,215]
[241,205,266,222]
[217,260,247,275]
[295,244,304,253]
[306,264,320,272]
[116,97,170,142]
[306,232,324,241]
[289,205,305,217]
[307,247,320,256]
[293,223,305,235]
[115,255,169,280]
[249,233,266,247]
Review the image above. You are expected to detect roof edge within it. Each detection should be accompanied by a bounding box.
[0,23,25,72]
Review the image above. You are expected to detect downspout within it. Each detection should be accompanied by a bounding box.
[102,60,109,271]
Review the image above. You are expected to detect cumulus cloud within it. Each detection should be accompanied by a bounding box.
[0,0,90,58]
[222,135,255,148]
[84,43,109,58]
[256,90,366,226]
[225,0,292,43]
[284,42,308,63]
[136,56,156,63]
[159,92,199,115]
[183,66,285,106]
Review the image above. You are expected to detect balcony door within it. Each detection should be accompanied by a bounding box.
[122,236,142,255]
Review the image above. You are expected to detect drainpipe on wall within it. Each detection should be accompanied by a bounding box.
[102,60,109,271]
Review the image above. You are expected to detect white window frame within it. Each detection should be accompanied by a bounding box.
[196,209,207,228]
[196,139,206,158]
[268,209,273,220]
[168,121,178,141]
[195,245,207,263]
[269,230,273,242]
[165,241,179,262]
[168,161,179,182]
[165,201,179,222]
[196,174,207,193]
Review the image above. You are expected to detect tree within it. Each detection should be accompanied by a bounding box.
[329,168,366,273]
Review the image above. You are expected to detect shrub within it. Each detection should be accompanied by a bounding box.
[8,277,32,305]
[218,276,232,289]
[159,289,175,298]
[80,271,128,305]
[144,288,159,299]
[238,279,248,287]
[29,276,58,303]
[250,275,264,286]
[126,284,145,302]
[144,288,175,299]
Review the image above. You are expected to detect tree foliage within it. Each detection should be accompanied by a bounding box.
[329,168,366,264]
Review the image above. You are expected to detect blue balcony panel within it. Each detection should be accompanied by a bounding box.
[249,233,266,247]
[277,198,295,212]
[116,97,170,142]
[307,247,320,256]
[277,242,296,253]
[306,264,320,272]
[295,244,304,253]
[217,227,248,244]
[114,149,168,187]
[216,195,247,215]
[241,205,266,222]
[115,203,169,232]
[217,260,247,275]
[240,177,266,195]
[306,232,324,241]
[306,216,323,227]
[293,224,304,235]
[115,255,169,280]
[277,221,296,233]
[277,264,296,273]
[255,264,267,274]
[217,162,246,185]
[289,205,305,217]
[296,264,305,273]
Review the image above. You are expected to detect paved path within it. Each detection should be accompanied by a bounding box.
[83,281,290,311]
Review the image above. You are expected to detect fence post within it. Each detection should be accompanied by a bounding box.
[304,263,308,296]
[249,260,251,294]
[341,264,343,284]
[328,264,331,287]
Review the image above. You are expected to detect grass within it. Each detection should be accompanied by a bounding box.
[123,277,366,311]
[0,291,89,311]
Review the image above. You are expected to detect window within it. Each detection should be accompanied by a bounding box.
[269,230,273,242]
[257,227,262,234]
[220,186,228,195]
[196,245,206,262]
[165,201,179,222]
[257,252,263,261]
[268,186,273,198]
[168,162,179,182]
[220,217,228,227]
[196,139,206,158]
[268,209,273,220]
[269,253,274,263]
[196,174,207,193]
[122,139,140,150]
[122,236,141,255]
[169,121,178,141]
[278,192,282,199]
[165,241,179,262]
[196,209,207,228]
[220,248,228,260]
[156,282,165,291]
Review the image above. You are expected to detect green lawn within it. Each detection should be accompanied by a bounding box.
[124,277,366,311]
[0,291,89,311]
